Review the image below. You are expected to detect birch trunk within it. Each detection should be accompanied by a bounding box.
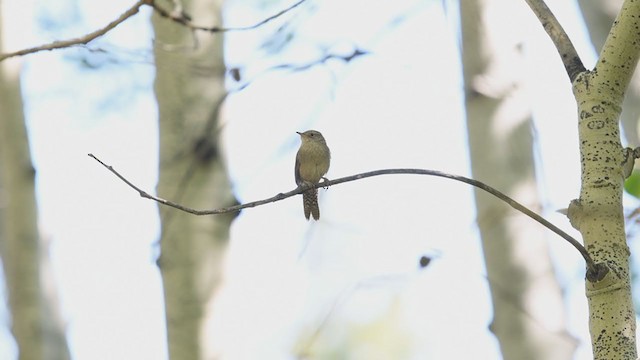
[460,1,575,358]
[567,1,640,357]
[152,0,236,359]
[0,2,70,359]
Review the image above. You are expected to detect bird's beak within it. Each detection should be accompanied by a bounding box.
[296,131,302,136]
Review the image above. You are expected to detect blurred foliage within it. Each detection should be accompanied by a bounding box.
[625,170,640,198]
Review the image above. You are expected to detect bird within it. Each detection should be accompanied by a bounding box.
[295,130,331,220]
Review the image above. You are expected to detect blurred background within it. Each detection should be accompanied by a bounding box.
[1,0,639,359]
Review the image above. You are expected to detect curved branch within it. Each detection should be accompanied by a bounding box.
[524,0,586,81]
[89,153,603,276]
[0,0,146,62]
[0,0,309,62]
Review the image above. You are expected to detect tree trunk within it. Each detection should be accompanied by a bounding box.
[152,1,236,359]
[567,1,640,358]
[0,2,70,359]
[460,1,575,358]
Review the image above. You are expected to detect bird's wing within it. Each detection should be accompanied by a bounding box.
[294,154,302,185]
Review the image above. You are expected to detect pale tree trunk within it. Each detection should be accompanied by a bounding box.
[460,1,576,359]
[564,1,640,358]
[577,0,640,147]
[152,1,236,359]
[0,2,70,360]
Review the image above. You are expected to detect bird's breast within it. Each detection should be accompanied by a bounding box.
[297,143,330,184]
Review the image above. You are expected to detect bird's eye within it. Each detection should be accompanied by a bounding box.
[310,133,315,137]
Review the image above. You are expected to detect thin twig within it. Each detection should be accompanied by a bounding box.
[88,153,602,276]
[0,0,147,61]
[0,0,309,61]
[229,48,369,91]
[524,0,586,81]
[150,0,309,32]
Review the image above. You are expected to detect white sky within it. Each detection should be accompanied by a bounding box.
[1,0,635,359]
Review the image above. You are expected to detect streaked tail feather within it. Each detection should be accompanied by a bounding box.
[303,188,320,220]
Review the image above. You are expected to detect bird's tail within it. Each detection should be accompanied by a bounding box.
[303,188,320,220]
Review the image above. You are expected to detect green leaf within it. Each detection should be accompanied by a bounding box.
[625,170,640,198]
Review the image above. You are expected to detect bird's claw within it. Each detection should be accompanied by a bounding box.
[321,177,330,190]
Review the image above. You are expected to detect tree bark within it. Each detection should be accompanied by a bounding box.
[0,2,70,359]
[578,0,640,147]
[460,1,575,359]
[568,1,640,358]
[152,0,236,359]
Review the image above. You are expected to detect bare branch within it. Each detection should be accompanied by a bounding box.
[88,153,604,277]
[228,48,369,91]
[0,0,147,62]
[150,0,309,32]
[0,0,309,62]
[524,0,586,81]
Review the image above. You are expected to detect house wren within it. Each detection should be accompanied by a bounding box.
[295,130,331,220]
